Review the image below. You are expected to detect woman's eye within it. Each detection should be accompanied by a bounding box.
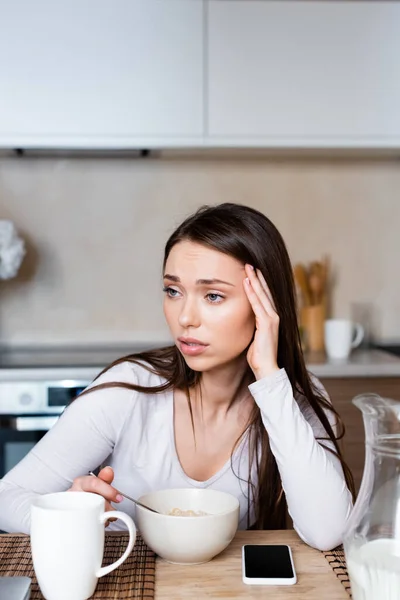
[206,293,224,304]
[163,286,180,298]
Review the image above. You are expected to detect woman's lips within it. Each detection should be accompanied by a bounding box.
[178,338,209,356]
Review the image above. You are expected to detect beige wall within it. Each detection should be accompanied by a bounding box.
[0,153,399,346]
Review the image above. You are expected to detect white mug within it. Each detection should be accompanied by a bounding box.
[30,492,136,600]
[324,319,364,360]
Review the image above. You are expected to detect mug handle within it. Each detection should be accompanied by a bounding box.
[351,323,364,349]
[95,511,137,578]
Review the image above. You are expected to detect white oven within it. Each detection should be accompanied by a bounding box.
[0,379,91,477]
[0,344,158,477]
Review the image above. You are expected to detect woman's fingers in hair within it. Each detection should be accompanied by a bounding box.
[243,269,265,318]
[243,264,280,379]
[244,264,277,317]
[255,269,277,313]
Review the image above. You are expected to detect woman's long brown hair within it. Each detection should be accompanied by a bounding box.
[80,203,355,529]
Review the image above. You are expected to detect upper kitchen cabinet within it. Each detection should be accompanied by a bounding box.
[0,0,204,148]
[207,1,400,148]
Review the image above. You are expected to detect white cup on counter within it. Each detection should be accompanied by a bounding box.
[30,491,136,600]
[324,319,364,361]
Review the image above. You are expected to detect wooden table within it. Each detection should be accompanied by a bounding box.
[155,530,349,599]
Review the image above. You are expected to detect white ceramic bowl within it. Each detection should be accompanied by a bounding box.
[135,488,240,564]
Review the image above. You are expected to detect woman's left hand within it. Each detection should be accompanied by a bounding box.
[243,264,280,380]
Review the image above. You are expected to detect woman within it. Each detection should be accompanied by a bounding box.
[0,203,354,549]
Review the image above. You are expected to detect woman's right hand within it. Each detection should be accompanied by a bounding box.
[68,466,123,516]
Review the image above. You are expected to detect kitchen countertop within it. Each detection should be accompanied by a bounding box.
[305,348,400,378]
[0,347,399,382]
[0,345,155,382]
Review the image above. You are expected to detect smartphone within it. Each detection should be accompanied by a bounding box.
[242,544,297,585]
[0,577,31,600]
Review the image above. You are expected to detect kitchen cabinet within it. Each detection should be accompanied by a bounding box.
[207,1,400,148]
[2,0,400,150]
[0,0,204,148]
[321,378,400,495]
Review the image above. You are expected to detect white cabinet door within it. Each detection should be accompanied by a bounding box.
[208,1,400,147]
[0,0,204,148]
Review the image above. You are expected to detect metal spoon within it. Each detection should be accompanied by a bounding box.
[88,471,161,514]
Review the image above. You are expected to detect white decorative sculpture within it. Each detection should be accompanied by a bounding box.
[0,220,26,280]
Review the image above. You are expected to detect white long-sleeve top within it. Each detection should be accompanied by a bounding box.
[0,361,352,550]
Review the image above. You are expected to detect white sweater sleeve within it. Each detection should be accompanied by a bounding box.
[0,363,136,534]
[248,368,353,551]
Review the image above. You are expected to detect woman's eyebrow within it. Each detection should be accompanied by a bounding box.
[163,274,235,287]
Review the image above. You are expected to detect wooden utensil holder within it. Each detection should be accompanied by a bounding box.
[300,304,325,352]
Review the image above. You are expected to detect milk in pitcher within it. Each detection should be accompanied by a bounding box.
[347,539,400,600]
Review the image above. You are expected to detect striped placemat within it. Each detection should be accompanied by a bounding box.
[0,531,155,599]
[323,545,352,598]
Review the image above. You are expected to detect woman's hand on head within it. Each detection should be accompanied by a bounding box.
[243,264,280,380]
[68,466,123,523]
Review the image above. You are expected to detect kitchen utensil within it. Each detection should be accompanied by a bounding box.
[309,272,324,305]
[88,472,161,514]
[309,259,328,305]
[293,263,311,306]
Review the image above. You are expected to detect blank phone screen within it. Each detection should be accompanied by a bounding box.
[244,545,294,579]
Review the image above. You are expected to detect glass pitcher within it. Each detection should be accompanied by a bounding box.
[343,393,400,600]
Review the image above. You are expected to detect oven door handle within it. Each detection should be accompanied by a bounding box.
[10,416,60,431]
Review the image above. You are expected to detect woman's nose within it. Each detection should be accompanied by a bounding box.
[178,298,200,328]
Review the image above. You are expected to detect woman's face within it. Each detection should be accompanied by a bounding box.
[163,241,255,372]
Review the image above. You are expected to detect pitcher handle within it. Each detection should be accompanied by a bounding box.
[351,323,364,349]
[95,511,136,577]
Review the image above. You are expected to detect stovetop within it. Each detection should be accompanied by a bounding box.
[375,344,400,358]
[0,344,167,370]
